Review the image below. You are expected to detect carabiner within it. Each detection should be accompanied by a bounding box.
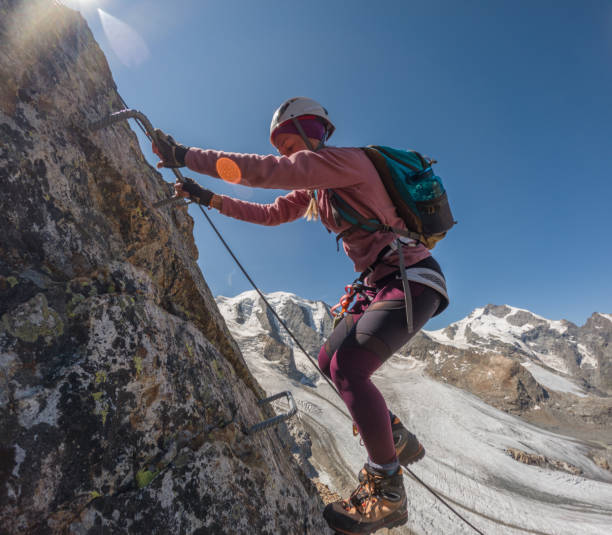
[331,285,357,318]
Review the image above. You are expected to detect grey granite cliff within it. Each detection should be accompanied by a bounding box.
[0,1,330,533]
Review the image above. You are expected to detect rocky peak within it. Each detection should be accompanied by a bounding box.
[422,303,612,391]
[0,1,329,533]
[585,312,612,331]
[217,290,333,386]
[483,303,512,318]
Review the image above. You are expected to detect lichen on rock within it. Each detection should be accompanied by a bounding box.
[0,1,329,533]
[2,293,64,343]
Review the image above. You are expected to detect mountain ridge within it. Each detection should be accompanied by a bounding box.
[216,289,612,534]
[218,289,611,393]
[219,290,612,438]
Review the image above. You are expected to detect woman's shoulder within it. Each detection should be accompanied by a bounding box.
[319,146,363,156]
[313,146,374,170]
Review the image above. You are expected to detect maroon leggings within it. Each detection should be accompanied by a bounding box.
[318,277,441,465]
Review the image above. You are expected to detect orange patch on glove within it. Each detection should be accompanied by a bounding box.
[216,157,242,184]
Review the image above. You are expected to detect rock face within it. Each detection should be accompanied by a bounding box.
[0,1,329,533]
[423,350,550,412]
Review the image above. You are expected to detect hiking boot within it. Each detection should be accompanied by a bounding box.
[353,416,424,472]
[323,464,408,534]
[391,416,425,466]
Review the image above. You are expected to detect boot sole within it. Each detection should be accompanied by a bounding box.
[398,443,425,466]
[330,510,408,534]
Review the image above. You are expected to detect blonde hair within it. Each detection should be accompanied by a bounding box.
[303,192,319,221]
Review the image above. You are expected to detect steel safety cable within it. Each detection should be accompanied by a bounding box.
[99,102,487,535]
[114,96,342,396]
[185,172,488,535]
[198,205,486,534]
[194,205,341,397]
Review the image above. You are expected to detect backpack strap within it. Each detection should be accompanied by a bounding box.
[329,189,424,250]
[371,146,421,172]
[396,237,414,333]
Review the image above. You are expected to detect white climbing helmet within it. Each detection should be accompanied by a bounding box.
[269,97,335,143]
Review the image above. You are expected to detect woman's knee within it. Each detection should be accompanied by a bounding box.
[330,346,381,391]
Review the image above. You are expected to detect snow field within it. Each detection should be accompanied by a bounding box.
[218,292,612,534]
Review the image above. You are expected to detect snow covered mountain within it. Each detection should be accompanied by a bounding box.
[405,305,612,441]
[217,291,612,535]
[419,304,611,392]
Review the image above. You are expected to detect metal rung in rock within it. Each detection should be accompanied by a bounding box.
[248,391,297,435]
[89,109,157,136]
[89,109,188,208]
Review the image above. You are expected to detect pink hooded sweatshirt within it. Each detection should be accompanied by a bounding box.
[185,146,431,283]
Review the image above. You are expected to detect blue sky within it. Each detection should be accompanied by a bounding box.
[69,0,612,329]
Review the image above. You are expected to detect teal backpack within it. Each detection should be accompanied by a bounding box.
[330,146,455,249]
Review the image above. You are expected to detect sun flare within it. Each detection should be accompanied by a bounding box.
[97,8,150,68]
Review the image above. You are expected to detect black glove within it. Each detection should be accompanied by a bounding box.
[152,128,189,168]
[181,177,214,206]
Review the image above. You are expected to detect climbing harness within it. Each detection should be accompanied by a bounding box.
[90,104,482,535]
[329,241,395,325]
[329,283,358,323]
[329,281,375,328]
[330,239,416,332]
[396,237,414,333]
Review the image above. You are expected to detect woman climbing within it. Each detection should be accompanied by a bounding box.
[152,96,449,534]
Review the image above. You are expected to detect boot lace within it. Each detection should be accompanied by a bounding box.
[342,471,380,516]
